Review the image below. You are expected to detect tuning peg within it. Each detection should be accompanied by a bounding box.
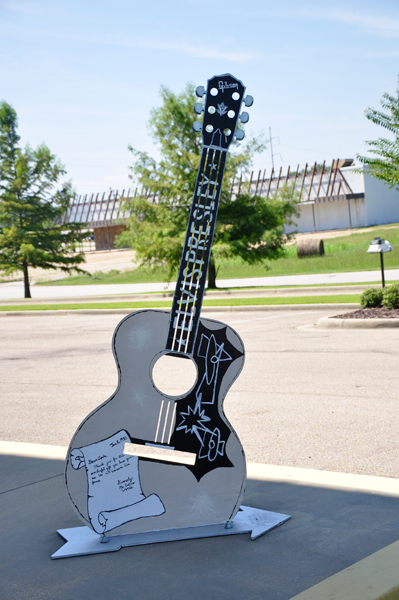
[244,95,254,107]
[235,129,245,141]
[195,86,205,98]
[240,112,249,124]
[192,121,202,133]
[194,102,204,115]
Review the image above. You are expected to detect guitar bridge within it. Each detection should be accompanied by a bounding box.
[124,442,196,466]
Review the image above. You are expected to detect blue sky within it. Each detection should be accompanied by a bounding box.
[1,0,398,195]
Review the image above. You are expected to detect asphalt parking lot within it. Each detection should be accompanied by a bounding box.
[1,307,398,478]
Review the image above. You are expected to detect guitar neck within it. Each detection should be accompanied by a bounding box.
[166,141,227,355]
[165,72,250,355]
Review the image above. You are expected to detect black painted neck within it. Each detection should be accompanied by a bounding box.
[165,145,227,355]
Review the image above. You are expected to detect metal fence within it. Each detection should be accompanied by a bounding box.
[62,158,357,227]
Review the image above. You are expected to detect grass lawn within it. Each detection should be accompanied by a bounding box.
[0,294,360,311]
[36,223,399,287]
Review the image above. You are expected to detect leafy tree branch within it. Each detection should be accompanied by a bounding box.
[356,78,399,190]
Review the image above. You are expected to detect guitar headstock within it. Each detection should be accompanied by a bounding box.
[193,73,253,151]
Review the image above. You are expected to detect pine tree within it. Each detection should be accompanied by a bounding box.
[357,78,399,189]
[0,101,86,298]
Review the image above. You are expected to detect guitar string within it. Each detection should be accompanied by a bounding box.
[157,142,237,442]
[160,148,216,442]
[181,148,226,353]
[159,150,217,444]
[153,147,226,445]
[174,147,218,351]
[170,146,215,352]
[167,402,177,444]
[169,148,211,352]
[175,148,224,354]
[181,149,224,353]
[173,147,223,353]
[154,399,164,443]
[160,400,171,444]
[175,147,219,353]
[156,398,176,444]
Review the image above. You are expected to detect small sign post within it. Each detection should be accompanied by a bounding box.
[367,237,393,288]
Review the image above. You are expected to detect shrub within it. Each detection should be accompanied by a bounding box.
[382,283,399,309]
[360,287,383,308]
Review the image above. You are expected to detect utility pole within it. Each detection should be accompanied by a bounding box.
[269,127,282,170]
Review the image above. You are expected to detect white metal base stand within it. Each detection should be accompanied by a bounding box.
[52,505,290,559]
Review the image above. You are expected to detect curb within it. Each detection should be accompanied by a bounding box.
[289,541,399,600]
[0,303,359,317]
[317,316,399,329]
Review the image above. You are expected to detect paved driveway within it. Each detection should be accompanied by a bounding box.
[1,307,398,477]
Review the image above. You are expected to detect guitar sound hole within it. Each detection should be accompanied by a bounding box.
[152,353,198,397]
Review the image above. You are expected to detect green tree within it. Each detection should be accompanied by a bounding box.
[117,83,299,287]
[356,78,399,189]
[0,101,86,298]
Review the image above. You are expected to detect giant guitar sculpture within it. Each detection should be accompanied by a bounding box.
[55,74,290,558]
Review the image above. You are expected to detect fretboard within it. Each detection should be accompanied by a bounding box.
[166,135,226,355]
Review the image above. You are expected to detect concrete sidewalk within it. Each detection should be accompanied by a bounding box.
[0,285,368,307]
[1,441,399,600]
[1,269,399,300]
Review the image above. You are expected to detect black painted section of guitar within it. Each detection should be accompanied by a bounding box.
[131,319,243,481]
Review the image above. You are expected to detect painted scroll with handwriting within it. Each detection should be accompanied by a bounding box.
[70,430,165,534]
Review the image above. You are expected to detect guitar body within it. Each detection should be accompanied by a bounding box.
[65,309,246,535]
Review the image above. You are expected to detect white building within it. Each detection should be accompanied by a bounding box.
[283,162,399,234]
[63,158,399,250]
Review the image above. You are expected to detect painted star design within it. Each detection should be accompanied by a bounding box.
[190,489,216,515]
[176,405,211,444]
[131,389,148,406]
[128,326,152,349]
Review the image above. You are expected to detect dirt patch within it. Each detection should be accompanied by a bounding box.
[333,307,399,319]
[286,223,399,245]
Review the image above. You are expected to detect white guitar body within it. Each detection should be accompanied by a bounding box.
[65,309,246,536]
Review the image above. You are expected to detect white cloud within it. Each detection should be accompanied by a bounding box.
[284,7,399,38]
[306,9,399,37]
[0,12,257,62]
[200,3,399,39]
[86,32,258,62]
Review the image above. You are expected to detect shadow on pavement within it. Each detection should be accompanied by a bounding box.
[1,454,399,600]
